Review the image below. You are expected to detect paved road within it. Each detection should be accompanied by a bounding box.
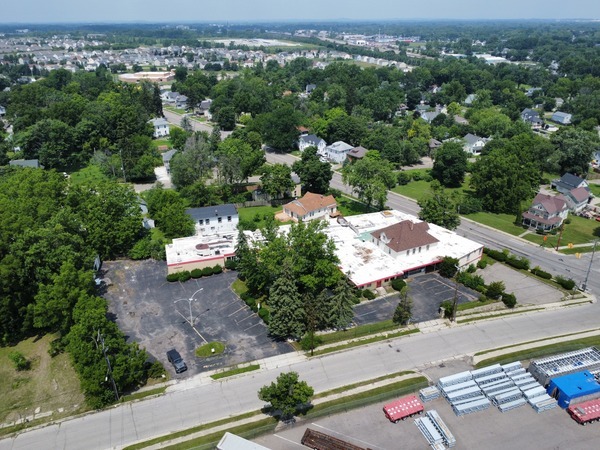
[162,110,231,139]
[3,302,599,450]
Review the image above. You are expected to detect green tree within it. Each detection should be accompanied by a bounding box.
[326,277,357,330]
[470,149,538,214]
[439,257,459,278]
[393,286,412,325]
[258,371,314,420]
[418,185,461,230]
[168,126,191,151]
[292,146,333,194]
[431,142,468,188]
[550,128,600,176]
[267,260,306,340]
[169,133,213,188]
[260,164,295,199]
[215,106,236,131]
[253,104,301,151]
[342,150,396,209]
[217,138,265,185]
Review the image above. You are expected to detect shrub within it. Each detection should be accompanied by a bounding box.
[467,264,477,273]
[423,172,433,182]
[225,259,237,270]
[457,272,485,290]
[478,295,488,302]
[258,308,270,323]
[212,265,223,274]
[555,275,576,290]
[48,338,66,357]
[300,333,323,351]
[202,266,213,277]
[166,273,180,282]
[411,171,423,181]
[486,281,505,300]
[178,271,191,282]
[362,289,376,300]
[397,171,412,185]
[439,300,454,319]
[531,266,552,280]
[502,293,517,308]
[477,259,488,270]
[391,278,407,291]
[484,248,507,262]
[564,218,572,225]
[9,351,30,371]
[506,256,530,270]
[191,268,203,278]
[147,361,166,379]
[439,257,459,278]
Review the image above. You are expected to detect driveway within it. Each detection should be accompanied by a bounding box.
[103,260,292,377]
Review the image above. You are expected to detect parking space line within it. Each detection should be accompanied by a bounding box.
[228,305,248,316]
[273,434,304,447]
[243,322,262,332]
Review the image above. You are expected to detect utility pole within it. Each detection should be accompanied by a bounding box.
[582,239,598,292]
[93,330,119,402]
[451,265,460,322]
[555,223,565,251]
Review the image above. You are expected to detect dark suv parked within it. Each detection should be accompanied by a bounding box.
[166,349,188,374]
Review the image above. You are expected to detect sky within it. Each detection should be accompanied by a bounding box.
[2,0,599,23]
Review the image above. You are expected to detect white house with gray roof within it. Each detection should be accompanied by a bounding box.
[551,111,572,125]
[149,118,169,138]
[462,133,490,155]
[324,141,353,164]
[298,134,326,153]
[186,204,239,236]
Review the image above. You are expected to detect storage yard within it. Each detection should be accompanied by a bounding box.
[255,351,600,450]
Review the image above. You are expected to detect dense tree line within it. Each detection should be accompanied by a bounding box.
[0,168,151,407]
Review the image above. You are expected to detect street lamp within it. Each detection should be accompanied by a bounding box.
[174,287,204,326]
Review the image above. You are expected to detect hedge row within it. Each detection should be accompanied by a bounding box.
[531,267,552,280]
[166,265,224,282]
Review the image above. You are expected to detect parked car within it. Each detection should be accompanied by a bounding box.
[166,349,188,373]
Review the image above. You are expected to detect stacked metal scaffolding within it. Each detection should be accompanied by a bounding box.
[528,347,600,387]
[426,410,456,448]
[419,386,441,402]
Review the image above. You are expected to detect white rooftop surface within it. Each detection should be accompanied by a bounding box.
[323,210,483,287]
[166,234,236,265]
[217,432,271,450]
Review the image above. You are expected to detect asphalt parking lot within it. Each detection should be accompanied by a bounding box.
[354,273,478,325]
[103,260,292,377]
[254,358,600,450]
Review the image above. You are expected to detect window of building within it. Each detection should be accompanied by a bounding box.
[227,216,232,222]
[206,219,210,225]
[198,219,203,225]
[218,217,222,223]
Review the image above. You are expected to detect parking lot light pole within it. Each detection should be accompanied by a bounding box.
[175,288,204,326]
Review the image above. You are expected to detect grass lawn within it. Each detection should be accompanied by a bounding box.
[392,173,472,202]
[211,364,260,380]
[196,342,225,357]
[69,165,110,186]
[163,106,186,114]
[0,334,85,427]
[588,183,600,197]
[523,215,599,247]
[464,212,525,236]
[238,205,291,228]
[152,138,171,150]
[336,195,377,217]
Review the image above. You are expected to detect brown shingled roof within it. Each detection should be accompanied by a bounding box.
[371,220,439,253]
[284,192,337,217]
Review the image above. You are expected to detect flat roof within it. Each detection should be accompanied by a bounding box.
[217,432,271,450]
[549,371,600,398]
[166,234,236,267]
[325,210,482,287]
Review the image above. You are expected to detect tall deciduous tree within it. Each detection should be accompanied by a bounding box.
[258,371,314,420]
[292,146,332,194]
[169,132,213,188]
[418,183,461,230]
[260,164,295,199]
[342,150,396,210]
[431,142,468,188]
[550,128,600,176]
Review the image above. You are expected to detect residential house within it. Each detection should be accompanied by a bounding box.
[428,138,442,156]
[197,99,212,119]
[551,111,572,125]
[283,192,337,222]
[464,93,477,106]
[8,159,44,169]
[149,118,170,138]
[162,149,177,173]
[324,141,353,164]
[346,146,368,162]
[526,87,543,97]
[419,111,440,124]
[522,193,569,231]
[371,220,439,260]
[552,173,590,196]
[521,108,544,128]
[175,94,188,110]
[298,134,327,153]
[462,133,490,155]
[561,187,590,213]
[305,84,316,94]
[186,204,239,236]
[0,105,5,116]
[253,173,302,202]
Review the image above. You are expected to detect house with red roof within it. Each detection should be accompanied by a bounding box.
[283,192,337,222]
[522,193,569,231]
